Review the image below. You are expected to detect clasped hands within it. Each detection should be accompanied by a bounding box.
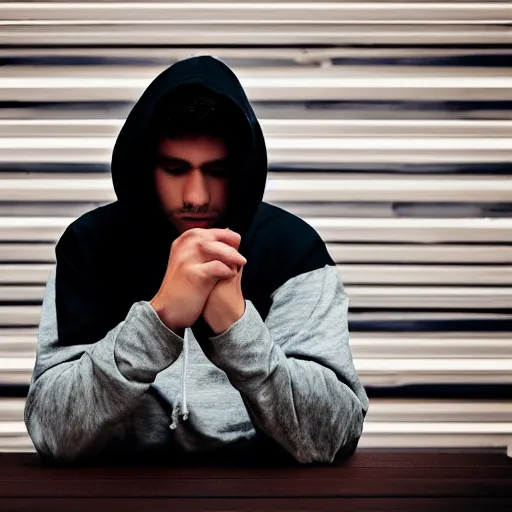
[150,228,247,337]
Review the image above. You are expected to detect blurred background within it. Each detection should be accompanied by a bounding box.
[0,0,511,453]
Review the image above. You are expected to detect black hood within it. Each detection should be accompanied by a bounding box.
[54,56,335,350]
[111,55,268,240]
[54,56,269,347]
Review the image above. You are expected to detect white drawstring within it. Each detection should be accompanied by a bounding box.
[169,329,189,430]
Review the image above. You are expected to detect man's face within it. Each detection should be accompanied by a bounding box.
[153,135,230,234]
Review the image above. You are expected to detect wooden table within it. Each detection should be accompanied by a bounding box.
[0,449,511,511]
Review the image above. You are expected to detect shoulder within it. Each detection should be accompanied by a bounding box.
[247,202,335,291]
[55,201,126,263]
[253,202,322,245]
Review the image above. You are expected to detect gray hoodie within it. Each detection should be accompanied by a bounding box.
[24,56,369,464]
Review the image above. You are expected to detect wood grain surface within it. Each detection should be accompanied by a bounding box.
[0,450,510,511]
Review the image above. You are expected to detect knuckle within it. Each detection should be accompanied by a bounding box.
[213,260,227,276]
[211,260,222,273]
[185,227,201,239]
[196,238,208,252]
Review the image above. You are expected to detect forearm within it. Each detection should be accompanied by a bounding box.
[203,301,366,464]
[237,349,364,464]
[25,301,183,462]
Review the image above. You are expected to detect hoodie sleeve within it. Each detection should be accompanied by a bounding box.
[24,265,184,462]
[201,263,370,465]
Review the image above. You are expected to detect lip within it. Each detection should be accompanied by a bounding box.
[181,217,215,227]
[180,217,216,220]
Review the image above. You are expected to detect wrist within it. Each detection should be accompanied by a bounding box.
[208,298,246,336]
[149,296,185,338]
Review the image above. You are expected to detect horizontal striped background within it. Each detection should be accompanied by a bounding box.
[0,1,511,455]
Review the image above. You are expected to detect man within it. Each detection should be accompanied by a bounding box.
[24,56,369,465]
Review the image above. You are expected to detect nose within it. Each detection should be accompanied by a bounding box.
[182,169,210,207]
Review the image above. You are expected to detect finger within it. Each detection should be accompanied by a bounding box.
[198,240,247,267]
[204,228,242,250]
[201,260,238,281]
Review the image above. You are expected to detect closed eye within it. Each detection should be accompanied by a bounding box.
[163,166,188,175]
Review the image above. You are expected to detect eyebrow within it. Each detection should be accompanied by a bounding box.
[156,155,231,167]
